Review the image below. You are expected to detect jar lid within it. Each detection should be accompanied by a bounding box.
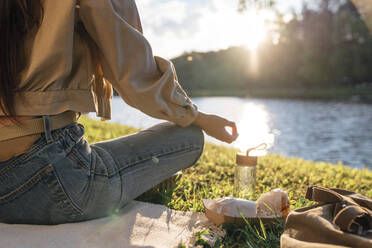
[236,153,257,166]
[236,143,267,167]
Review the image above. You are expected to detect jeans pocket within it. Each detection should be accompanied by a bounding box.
[0,164,83,224]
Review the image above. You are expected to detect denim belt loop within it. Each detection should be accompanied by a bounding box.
[42,115,54,143]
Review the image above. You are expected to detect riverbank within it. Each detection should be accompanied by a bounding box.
[80,116,372,247]
[187,86,372,103]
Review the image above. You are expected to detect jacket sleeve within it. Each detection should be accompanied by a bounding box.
[79,0,198,127]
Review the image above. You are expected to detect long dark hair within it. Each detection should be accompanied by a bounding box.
[0,0,43,119]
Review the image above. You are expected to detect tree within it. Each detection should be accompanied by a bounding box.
[173,0,372,96]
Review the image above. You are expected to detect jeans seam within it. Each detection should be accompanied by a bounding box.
[96,144,200,177]
[113,144,202,178]
[191,131,204,165]
[129,144,198,165]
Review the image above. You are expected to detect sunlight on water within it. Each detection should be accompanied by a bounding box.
[89,97,372,169]
[233,103,274,156]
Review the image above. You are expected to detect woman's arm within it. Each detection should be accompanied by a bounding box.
[79,0,198,127]
[79,0,238,143]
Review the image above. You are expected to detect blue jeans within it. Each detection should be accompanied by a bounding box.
[0,118,204,224]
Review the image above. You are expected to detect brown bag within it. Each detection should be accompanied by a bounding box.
[281,186,372,248]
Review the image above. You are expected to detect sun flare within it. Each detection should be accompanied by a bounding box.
[242,10,267,51]
[233,103,274,156]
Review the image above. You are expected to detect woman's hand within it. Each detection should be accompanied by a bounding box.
[192,112,238,143]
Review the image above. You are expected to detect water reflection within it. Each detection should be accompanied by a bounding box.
[89,97,372,169]
[233,103,274,156]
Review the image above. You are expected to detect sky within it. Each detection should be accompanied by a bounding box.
[136,0,304,59]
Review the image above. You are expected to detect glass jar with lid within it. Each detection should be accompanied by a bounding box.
[234,143,267,199]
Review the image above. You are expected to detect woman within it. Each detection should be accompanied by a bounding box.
[0,0,238,224]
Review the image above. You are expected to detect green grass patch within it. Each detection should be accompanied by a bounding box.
[80,116,372,247]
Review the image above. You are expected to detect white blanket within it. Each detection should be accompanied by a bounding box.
[0,201,210,248]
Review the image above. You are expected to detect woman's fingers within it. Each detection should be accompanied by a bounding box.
[227,121,238,138]
[193,112,239,143]
[214,118,238,144]
[224,121,239,143]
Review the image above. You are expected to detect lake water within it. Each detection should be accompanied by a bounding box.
[89,97,372,169]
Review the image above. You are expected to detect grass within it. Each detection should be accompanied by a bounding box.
[79,116,372,248]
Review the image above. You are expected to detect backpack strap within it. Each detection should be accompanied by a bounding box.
[306,186,372,236]
[307,186,372,210]
[330,188,372,210]
[306,186,344,203]
[334,205,372,235]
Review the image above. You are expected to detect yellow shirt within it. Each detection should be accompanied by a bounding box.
[5,0,198,127]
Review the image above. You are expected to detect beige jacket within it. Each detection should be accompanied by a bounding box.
[3,0,198,127]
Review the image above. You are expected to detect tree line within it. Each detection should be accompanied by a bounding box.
[172,0,372,97]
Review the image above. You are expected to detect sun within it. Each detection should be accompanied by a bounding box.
[241,10,267,50]
[233,103,274,156]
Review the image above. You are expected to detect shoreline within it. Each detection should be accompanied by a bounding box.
[186,86,372,104]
